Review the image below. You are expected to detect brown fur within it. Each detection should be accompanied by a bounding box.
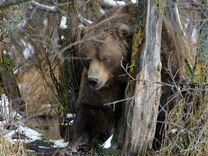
[72,106,115,147]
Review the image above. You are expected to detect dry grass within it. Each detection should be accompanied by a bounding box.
[17,67,58,114]
[0,135,27,156]
[156,83,208,156]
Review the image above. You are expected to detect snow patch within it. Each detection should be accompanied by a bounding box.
[191,28,198,43]
[52,139,68,148]
[60,16,67,29]
[18,20,27,28]
[171,128,177,134]
[13,67,19,75]
[184,18,190,29]
[131,0,137,3]
[103,0,126,6]
[43,18,48,26]
[0,94,10,118]
[17,125,42,143]
[100,8,105,14]
[101,134,113,149]
[3,50,7,54]
[0,94,21,121]
[66,113,76,119]
[0,94,69,150]
[23,43,35,60]
[20,39,35,59]
[66,113,75,125]
[69,120,74,125]
[61,35,65,40]
[5,130,16,140]
[39,146,51,149]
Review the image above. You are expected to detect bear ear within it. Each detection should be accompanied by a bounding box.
[118,24,131,38]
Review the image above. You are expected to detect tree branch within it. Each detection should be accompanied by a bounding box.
[0,0,31,8]
[31,1,57,12]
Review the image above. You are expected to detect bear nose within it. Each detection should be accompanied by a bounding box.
[88,78,98,88]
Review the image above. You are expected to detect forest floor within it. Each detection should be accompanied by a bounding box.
[0,94,115,156]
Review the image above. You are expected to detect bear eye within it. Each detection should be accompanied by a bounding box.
[101,57,109,63]
[83,57,91,67]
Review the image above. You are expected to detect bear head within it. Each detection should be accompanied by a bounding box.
[77,24,133,90]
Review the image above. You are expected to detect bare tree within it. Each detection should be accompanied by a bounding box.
[120,0,162,155]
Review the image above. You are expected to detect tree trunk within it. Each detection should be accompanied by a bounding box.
[0,9,25,114]
[197,1,208,64]
[0,53,25,114]
[122,0,162,155]
[192,0,208,118]
[58,0,79,140]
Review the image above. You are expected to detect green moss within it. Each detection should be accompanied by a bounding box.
[0,53,17,91]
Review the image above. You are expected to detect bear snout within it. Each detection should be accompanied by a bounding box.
[88,77,98,89]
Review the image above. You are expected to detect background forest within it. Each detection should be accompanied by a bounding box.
[0,0,208,156]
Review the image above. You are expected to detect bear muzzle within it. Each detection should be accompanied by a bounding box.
[88,77,98,88]
[87,77,105,90]
[87,60,111,90]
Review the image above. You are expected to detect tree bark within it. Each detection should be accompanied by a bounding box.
[0,9,25,114]
[197,1,208,64]
[58,0,80,140]
[122,0,162,155]
[191,0,208,118]
[0,0,30,8]
[0,52,26,114]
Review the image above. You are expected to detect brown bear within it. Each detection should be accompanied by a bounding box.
[71,4,139,148]
[72,4,183,150]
